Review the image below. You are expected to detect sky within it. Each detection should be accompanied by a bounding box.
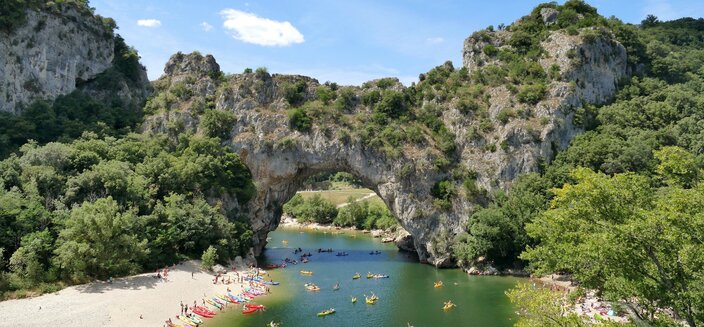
[91,0,704,85]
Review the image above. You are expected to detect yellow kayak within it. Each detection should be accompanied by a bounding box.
[443,301,456,311]
[434,281,444,288]
[353,273,361,280]
[300,270,313,276]
[351,296,357,303]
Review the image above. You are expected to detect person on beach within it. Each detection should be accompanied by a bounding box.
[191,271,194,279]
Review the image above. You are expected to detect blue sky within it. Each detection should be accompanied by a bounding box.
[91,0,704,85]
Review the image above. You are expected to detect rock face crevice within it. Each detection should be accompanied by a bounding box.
[144,22,628,266]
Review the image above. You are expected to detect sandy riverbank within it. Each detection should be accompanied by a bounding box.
[0,260,249,327]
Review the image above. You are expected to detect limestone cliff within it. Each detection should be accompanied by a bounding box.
[142,12,628,266]
[0,3,149,113]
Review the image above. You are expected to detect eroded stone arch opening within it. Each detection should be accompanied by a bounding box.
[251,168,414,255]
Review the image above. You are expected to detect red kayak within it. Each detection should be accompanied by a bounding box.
[242,307,261,314]
[192,307,215,318]
[245,303,265,309]
[195,306,216,315]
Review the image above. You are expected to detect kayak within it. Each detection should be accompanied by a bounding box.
[443,301,457,311]
[195,306,216,315]
[242,307,261,314]
[351,296,357,303]
[352,273,361,280]
[245,303,265,309]
[300,270,313,275]
[317,308,336,317]
[177,315,196,327]
[267,322,281,327]
[206,299,222,309]
[192,307,215,318]
[218,294,236,303]
[187,314,203,324]
[434,281,444,288]
[264,281,280,285]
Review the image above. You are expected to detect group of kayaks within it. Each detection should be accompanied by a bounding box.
[433,280,456,312]
[164,269,279,327]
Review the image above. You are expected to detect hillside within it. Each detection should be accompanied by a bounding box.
[0,0,151,157]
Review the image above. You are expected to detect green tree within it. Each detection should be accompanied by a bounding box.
[201,245,218,270]
[53,197,147,281]
[654,146,700,188]
[200,109,236,139]
[522,168,704,326]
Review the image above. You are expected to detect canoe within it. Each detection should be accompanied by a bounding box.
[245,303,265,309]
[187,314,203,324]
[317,308,336,317]
[206,299,222,309]
[195,306,216,315]
[177,315,196,326]
[242,307,260,314]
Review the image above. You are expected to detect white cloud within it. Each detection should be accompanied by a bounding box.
[426,37,445,44]
[137,19,161,27]
[200,22,213,32]
[219,9,304,46]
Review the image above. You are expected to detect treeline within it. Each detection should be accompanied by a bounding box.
[0,132,256,298]
[283,194,397,231]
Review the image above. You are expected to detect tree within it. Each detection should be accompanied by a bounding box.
[53,197,148,281]
[200,109,236,139]
[654,146,700,188]
[522,168,704,326]
[201,246,218,270]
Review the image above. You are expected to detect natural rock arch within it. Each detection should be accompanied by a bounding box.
[230,129,450,265]
[145,25,628,266]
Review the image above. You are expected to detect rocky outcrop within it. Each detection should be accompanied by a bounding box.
[143,19,628,267]
[0,4,149,113]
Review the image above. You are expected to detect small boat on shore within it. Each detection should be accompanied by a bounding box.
[242,306,262,314]
[317,308,336,317]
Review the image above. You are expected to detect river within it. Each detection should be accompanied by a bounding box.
[208,228,521,327]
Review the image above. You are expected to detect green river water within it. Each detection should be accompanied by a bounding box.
[208,228,521,327]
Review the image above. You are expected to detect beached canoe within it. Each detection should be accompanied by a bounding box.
[242,307,261,314]
[245,303,266,310]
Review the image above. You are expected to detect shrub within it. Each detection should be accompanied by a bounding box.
[200,109,236,139]
[483,45,499,56]
[517,84,547,104]
[287,108,311,132]
[282,80,308,107]
[374,90,406,119]
[496,108,517,124]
